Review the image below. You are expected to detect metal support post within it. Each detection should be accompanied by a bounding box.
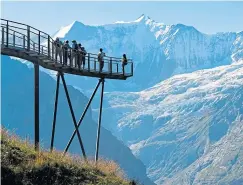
[88,54,90,72]
[6,21,9,47]
[48,35,50,58]
[27,26,30,51]
[1,28,4,45]
[34,63,39,151]
[23,35,26,49]
[110,58,112,74]
[13,31,15,47]
[38,31,41,54]
[95,78,105,162]
[50,73,60,152]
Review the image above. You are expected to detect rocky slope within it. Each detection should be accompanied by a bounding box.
[1,129,135,185]
[164,119,243,185]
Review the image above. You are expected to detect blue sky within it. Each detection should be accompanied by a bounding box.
[2,1,243,35]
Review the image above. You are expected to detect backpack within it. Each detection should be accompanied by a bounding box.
[56,40,61,47]
[81,47,87,55]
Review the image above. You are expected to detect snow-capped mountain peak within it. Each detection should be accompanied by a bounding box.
[54,20,85,39]
[52,15,242,92]
[134,14,151,22]
[114,14,151,24]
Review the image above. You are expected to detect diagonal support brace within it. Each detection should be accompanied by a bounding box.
[60,73,86,159]
[64,78,102,154]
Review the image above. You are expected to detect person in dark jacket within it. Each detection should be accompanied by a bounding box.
[63,40,71,66]
[71,40,78,67]
[77,43,82,69]
[81,46,87,69]
[122,54,128,75]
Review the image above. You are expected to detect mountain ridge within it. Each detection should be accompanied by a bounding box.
[51,14,243,93]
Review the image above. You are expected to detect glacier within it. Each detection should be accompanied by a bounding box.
[98,60,243,184]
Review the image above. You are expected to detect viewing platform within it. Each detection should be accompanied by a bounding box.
[0,18,134,155]
[0,19,133,80]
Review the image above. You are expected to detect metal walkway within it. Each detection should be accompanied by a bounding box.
[0,19,133,80]
[0,19,134,162]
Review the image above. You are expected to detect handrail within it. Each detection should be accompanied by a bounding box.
[1,26,43,49]
[1,26,49,50]
[1,18,50,37]
[0,18,133,77]
[1,19,132,60]
[1,24,28,31]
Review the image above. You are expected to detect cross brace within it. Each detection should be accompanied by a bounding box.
[50,72,105,162]
[50,72,87,159]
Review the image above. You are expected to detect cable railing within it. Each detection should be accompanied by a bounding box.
[0,19,133,77]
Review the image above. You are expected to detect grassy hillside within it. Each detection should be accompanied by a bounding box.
[1,129,136,185]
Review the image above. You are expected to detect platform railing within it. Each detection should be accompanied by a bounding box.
[0,19,133,77]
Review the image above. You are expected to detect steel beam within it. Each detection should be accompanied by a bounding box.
[6,20,9,47]
[34,63,39,151]
[13,31,15,47]
[50,72,60,152]
[48,35,50,58]
[27,26,30,51]
[95,78,105,162]
[1,27,4,45]
[38,31,41,54]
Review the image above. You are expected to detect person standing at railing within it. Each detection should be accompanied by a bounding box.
[63,40,71,66]
[98,48,105,72]
[71,40,78,67]
[77,43,82,70]
[54,37,63,63]
[122,54,128,75]
[81,46,87,69]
